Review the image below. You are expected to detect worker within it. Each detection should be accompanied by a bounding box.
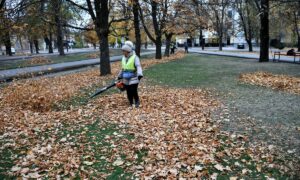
[117,41,143,107]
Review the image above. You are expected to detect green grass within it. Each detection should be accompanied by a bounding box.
[144,54,300,124]
[0,145,15,179]
[82,120,135,178]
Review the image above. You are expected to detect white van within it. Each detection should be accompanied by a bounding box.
[11,48,16,54]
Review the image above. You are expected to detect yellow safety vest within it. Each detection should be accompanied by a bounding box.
[122,55,136,71]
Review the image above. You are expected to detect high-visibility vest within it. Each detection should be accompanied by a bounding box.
[122,55,136,71]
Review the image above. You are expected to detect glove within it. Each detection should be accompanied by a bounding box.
[138,76,143,80]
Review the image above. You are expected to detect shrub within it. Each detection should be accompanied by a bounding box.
[270,39,285,50]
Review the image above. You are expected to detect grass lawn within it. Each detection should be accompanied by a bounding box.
[144,54,300,154]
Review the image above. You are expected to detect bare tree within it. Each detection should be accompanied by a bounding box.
[190,0,210,50]
[0,0,12,56]
[65,0,130,75]
[288,1,300,51]
[139,0,169,59]
[51,0,65,55]
[235,0,257,52]
[206,0,231,51]
[0,0,5,9]
[132,0,141,57]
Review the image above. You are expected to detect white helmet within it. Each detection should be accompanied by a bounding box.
[124,41,134,48]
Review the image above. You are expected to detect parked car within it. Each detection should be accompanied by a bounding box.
[11,48,16,54]
[237,43,245,49]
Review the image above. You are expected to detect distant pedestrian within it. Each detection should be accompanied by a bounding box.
[201,39,205,50]
[184,42,188,53]
[170,42,176,54]
[287,49,295,56]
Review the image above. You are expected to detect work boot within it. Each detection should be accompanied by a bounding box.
[129,100,133,107]
[135,101,140,108]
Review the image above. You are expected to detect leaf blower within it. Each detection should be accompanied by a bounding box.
[90,80,125,98]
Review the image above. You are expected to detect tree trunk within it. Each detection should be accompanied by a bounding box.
[246,39,253,52]
[164,33,172,57]
[237,0,253,52]
[155,37,162,59]
[152,1,162,59]
[29,40,34,54]
[96,0,111,75]
[99,32,111,75]
[218,4,225,51]
[259,0,269,62]
[219,33,223,51]
[133,0,141,57]
[49,31,53,53]
[200,28,204,50]
[294,11,300,52]
[34,40,39,54]
[4,31,12,56]
[247,21,253,52]
[54,0,64,55]
[297,2,300,52]
[18,36,24,51]
[297,36,300,52]
[55,17,64,55]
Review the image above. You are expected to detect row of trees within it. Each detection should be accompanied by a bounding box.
[0,0,299,75]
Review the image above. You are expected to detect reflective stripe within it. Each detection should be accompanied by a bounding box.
[122,55,136,71]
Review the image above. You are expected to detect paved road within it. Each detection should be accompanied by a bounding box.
[189,47,300,63]
[0,52,154,82]
[0,48,99,61]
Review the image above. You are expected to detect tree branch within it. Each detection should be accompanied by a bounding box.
[86,0,96,21]
[139,3,156,43]
[65,0,89,11]
[41,17,93,31]
[0,0,5,10]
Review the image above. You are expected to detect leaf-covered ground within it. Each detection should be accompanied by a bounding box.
[0,49,128,70]
[239,71,300,95]
[0,52,299,178]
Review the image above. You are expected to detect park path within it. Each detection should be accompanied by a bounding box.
[0,48,98,62]
[0,52,154,82]
[189,47,300,63]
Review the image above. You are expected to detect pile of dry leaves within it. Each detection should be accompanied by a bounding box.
[25,57,53,65]
[90,86,297,178]
[0,52,297,178]
[239,71,300,94]
[86,53,99,59]
[0,51,185,113]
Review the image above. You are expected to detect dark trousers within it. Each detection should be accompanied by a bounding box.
[185,47,188,53]
[171,48,175,54]
[125,84,139,105]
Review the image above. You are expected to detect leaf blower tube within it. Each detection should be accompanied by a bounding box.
[90,80,125,98]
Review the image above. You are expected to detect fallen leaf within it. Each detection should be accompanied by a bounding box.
[11,166,21,172]
[112,159,124,166]
[83,161,94,166]
[214,164,224,171]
